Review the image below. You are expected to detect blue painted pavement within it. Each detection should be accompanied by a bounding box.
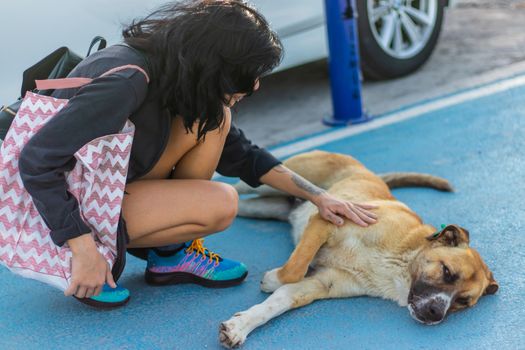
[1,81,524,349]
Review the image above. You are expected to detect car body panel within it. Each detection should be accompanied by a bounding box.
[0,0,455,101]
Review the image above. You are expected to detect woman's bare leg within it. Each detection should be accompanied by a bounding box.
[123,179,237,248]
[123,108,234,248]
[169,109,231,180]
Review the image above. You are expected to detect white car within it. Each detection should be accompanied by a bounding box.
[1,0,451,104]
[257,0,451,79]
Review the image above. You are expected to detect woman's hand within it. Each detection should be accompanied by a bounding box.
[64,234,116,299]
[311,192,378,227]
[259,165,380,227]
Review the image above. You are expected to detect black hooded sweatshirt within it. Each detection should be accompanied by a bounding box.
[18,44,281,248]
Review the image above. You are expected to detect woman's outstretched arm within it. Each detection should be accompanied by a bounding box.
[216,122,377,227]
[216,122,282,187]
[259,164,378,227]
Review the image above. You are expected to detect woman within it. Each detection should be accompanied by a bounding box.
[18,0,377,307]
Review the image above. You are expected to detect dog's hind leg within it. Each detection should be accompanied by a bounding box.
[219,268,359,348]
[237,196,294,221]
[260,213,333,292]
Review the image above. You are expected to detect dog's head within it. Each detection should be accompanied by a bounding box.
[407,224,498,325]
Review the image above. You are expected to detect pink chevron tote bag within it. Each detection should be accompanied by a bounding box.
[0,65,149,291]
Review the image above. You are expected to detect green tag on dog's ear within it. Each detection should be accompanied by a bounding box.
[432,224,447,238]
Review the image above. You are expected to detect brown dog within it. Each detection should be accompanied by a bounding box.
[219,150,498,348]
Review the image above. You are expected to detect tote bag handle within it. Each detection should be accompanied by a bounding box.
[34,64,150,91]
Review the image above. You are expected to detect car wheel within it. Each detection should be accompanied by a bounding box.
[357,0,446,80]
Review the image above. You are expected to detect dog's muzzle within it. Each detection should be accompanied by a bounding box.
[408,282,452,325]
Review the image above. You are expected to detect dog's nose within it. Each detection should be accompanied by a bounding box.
[420,299,446,323]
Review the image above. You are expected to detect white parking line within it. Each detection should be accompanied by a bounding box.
[271,74,525,158]
[214,73,525,180]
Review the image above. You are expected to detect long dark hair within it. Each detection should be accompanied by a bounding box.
[123,0,283,141]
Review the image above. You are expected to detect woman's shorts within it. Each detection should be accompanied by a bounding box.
[119,213,150,261]
[112,212,129,281]
[119,214,131,245]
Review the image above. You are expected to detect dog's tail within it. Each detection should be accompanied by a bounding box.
[379,172,454,192]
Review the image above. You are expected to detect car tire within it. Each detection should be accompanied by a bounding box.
[357,0,446,80]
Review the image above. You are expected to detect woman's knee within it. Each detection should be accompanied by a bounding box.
[210,182,238,231]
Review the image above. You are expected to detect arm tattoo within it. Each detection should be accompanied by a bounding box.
[273,165,325,196]
[273,165,288,174]
[291,173,325,196]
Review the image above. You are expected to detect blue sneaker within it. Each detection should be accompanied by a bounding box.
[75,284,130,308]
[145,239,248,288]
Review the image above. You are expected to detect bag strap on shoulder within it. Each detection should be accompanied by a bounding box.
[86,36,107,57]
[34,64,150,91]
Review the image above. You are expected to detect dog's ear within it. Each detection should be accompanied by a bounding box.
[484,272,499,295]
[484,281,499,295]
[427,224,469,247]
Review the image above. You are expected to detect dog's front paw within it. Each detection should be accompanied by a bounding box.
[260,268,283,293]
[219,314,248,348]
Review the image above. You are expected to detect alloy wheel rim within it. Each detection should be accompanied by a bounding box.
[367,0,438,59]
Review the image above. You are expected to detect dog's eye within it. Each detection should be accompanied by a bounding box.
[442,264,458,283]
[455,296,470,306]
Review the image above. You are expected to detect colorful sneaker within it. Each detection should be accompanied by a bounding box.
[75,284,130,308]
[145,239,248,288]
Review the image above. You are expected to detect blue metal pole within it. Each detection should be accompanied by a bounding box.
[323,0,372,126]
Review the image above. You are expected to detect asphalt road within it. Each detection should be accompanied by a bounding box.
[235,0,525,148]
[4,54,525,350]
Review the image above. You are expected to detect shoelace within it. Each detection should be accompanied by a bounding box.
[185,239,221,265]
